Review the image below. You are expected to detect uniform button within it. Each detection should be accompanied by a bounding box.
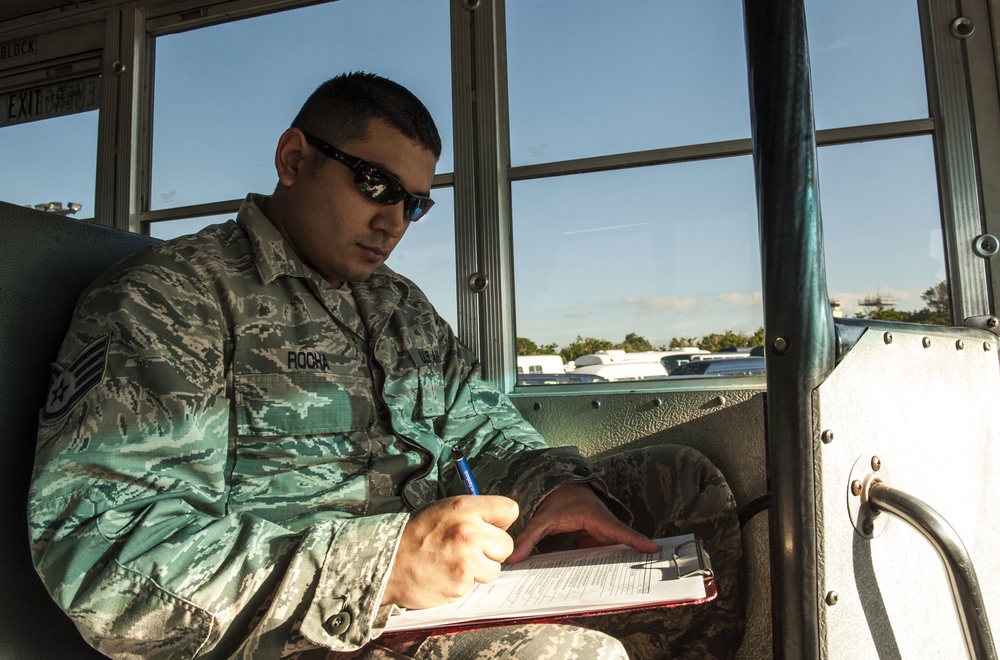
[325,611,352,635]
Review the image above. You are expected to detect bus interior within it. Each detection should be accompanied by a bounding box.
[1,1,999,658]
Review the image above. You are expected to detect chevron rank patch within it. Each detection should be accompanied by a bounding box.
[42,335,109,422]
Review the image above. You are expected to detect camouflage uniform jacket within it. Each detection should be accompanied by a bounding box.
[28,195,623,659]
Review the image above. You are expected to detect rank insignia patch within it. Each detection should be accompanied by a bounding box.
[42,335,109,422]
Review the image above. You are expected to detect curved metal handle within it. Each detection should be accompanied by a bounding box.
[868,482,997,660]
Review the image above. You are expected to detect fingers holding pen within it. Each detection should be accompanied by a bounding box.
[383,495,518,610]
[439,495,517,563]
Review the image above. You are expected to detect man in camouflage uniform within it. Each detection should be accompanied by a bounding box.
[28,72,743,658]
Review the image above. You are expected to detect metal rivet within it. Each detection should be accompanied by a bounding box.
[922,337,932,348]
[467,273,488,293]
[986,343,994,352]
[862,518,875,536]
[871,456,881,471]
[652,398,663,407]
[715,395,727,406]
[988,317,999,328]
[826,591,839,606]
[956,339,966,350]
[883,332,893,344]
[111,60,127,75]
[851,480,863,496]
[973,234,998,256]
[532,402,542,412]
[592,400,601,410]
[821,430,835,444]
[772,337,789,354]
[950,16,975,39]
[463,0,480,8]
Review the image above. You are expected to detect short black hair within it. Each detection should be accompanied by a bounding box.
[291,72,441,159]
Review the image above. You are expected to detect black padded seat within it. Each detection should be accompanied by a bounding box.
[0,200,159,658]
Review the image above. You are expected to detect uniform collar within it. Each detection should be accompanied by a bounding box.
[238,193,314,285]
[238,193,411,325]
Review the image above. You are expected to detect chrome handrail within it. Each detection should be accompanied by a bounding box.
[868,482,997,660]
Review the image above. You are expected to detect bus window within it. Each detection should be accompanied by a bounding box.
[805,0,945,321]
[150,0,453,212]
[506,1,748,165]
[806,0,927,129]
[505,1,756,384]
[511,158,760,361]
[146,0,457,327]
[0,111,98,221]
[507,0,945,385]
[820,137,948,320]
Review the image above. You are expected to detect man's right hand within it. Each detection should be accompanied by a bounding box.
[382,495,518,609]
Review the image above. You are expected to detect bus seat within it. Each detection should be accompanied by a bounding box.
[0,200,159,659]
[512,388,771,659]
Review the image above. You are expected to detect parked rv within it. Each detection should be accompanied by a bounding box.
[516,354,566,375]
[570,361,669,381]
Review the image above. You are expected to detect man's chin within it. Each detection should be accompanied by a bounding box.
[344,267,379,284]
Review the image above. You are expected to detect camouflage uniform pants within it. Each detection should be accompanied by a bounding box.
[297,444,744,659]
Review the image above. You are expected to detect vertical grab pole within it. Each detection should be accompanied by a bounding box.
[743,2,837,658]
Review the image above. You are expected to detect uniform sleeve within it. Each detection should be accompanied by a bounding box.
[28,252,405,658]
[430,317,631,535]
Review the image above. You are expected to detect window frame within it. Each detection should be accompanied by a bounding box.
[4,0,994,393]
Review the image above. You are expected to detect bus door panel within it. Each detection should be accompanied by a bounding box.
[816,321,1000,658]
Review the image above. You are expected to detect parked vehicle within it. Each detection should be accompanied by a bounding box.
[516,373,607,386]
[570,361,669,381]
[573,349,702,367]
[668,356,766,377]
[516,354,566,375]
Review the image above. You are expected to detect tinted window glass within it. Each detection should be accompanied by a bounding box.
[149,0,456,329]
[0,111,98,220]
[151,0,452,210]
[819,136,946,317]
[506,0,749,166]
[511,157,760,351]
[806,0,928,129]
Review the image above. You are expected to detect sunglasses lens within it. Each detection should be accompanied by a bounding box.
[357,167,405,205]
[356,165,434,222]
[405,198,434,222]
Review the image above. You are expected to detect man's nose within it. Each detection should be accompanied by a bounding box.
[372,202,408,238]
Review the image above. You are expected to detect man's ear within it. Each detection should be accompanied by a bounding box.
[275,128,310,187]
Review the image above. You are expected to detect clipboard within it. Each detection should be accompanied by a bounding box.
[382,534,717,635]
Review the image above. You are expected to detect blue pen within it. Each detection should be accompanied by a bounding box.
[452,446,481,495]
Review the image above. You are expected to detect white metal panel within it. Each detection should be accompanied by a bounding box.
[816,326,1000,658]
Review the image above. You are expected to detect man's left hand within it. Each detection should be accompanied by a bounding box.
[507,483,659,563]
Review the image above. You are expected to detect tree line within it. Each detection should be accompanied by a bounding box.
[518,282,950,364]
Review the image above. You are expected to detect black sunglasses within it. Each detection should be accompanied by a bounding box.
[301,132,434,222]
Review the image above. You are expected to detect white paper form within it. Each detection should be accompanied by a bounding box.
[384,533,711,633]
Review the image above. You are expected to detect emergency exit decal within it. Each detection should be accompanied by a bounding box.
[1,75,101,127]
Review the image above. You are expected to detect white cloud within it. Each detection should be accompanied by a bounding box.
[712,291,762,307]
[621,295,701,314]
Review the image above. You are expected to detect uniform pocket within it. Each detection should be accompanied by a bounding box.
[234,369,374,436]
[232,320,374,437]
[469,379,512,417]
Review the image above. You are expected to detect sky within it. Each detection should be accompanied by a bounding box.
[0,0,944,350]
